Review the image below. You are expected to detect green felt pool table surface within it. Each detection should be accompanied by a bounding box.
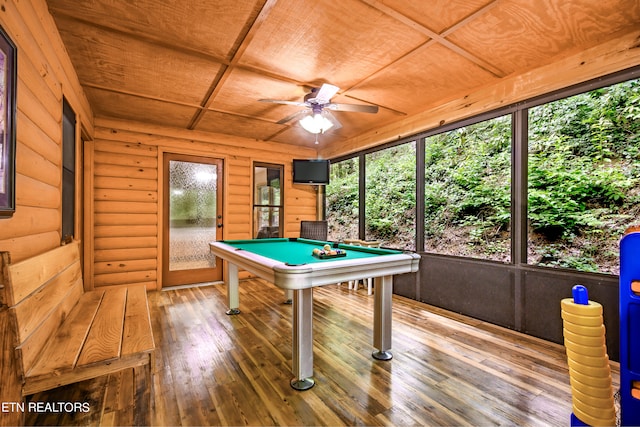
[220,238,401,266]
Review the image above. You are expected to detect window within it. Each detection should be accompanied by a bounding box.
[365,142,416,250]
[61,99,76,243]
[325,72,638,275]
[253,163,283,238]
[423,115,512,261]
[527,79,640,274]
[326,157,359,242]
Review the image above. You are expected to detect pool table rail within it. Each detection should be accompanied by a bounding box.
[209,239,420,290]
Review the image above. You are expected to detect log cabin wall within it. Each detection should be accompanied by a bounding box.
[88,139,159,290]
[0,0,92,261]
[84,118,317,291]
[0,2,93,424]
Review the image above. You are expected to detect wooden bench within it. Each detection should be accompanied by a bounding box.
[0,241,155,422]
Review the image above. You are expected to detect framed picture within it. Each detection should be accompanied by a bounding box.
[0,25,16,217]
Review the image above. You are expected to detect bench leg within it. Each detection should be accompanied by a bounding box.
[0,306,24,427]
[133,363,152,426]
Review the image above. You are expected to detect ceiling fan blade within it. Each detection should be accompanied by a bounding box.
[259,99,307,107]
[308,83,339,104]
[276,109,309,125]
[326,103,379,113]
[323,110,342,131]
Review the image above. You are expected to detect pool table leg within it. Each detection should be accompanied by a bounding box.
[225,262,241,315]
[290,288,315,390]
[372,275,393,360]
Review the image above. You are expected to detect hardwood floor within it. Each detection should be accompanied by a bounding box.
[25,278,620,426]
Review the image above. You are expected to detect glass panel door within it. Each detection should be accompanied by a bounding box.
[163,153,223,287]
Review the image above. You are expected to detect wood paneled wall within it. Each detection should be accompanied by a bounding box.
[0,0,92,263]
[226,155,251,239]
[90,141,159,289]
[0,2,93,425]
[84,118,317,290]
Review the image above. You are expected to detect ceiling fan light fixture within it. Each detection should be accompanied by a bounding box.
[260,83,376,135]
[299,112,334,134]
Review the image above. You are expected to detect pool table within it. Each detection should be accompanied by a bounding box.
[208,237,420,390]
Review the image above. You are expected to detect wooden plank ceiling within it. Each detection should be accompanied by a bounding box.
[46,0,640,149]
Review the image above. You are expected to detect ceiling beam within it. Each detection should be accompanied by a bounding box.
[83,82,283,126]
[187,0,281,129]
[360,0,506,78]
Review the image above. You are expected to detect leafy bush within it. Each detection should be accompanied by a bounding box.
[364,144,416,245]
[327,79,640,273]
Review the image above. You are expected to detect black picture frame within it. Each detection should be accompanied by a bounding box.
[0,25,16,217]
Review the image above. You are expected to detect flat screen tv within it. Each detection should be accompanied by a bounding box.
[292,159,330,185]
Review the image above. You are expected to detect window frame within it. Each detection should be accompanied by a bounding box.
[252,162,284,239]
[61,98,76,243]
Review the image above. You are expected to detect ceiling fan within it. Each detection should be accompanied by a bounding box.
[259,83,379,134]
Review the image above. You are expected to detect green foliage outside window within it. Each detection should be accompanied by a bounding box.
[327,158,359,242]
[528,79,640,273]
[327,78,639,274]
[423,116,512,260]
[365,143,416,249]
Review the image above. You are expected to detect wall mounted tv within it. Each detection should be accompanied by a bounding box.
[292,159,330,185]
